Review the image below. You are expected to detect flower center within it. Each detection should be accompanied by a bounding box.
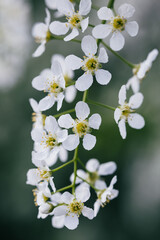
[38,168,52,181]
[45,134,57,148]
[112,17,126,31]
[120,104,133,119]
[87,171,99,185]
[73,120,89,137]
[46,30,52,42]
[68,13,82,28]
[82,57,100,74]
[133,64,140,76]
[68,200,84,216]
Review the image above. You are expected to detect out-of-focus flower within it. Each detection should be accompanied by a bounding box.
[0,0,31,90]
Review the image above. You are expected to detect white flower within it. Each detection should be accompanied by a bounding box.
[114,85,145,139]
[70,159,117,187]
[49,0,91,41]
[92,3,139,51]
[58,101,102,151]
[65,35,112,91]
[126,49,159,93]
[29,98,45,130]
[31,116,68,165]
[94,176,119,217]
[52,187,94,230]
[32,181,53,206]
[32,8,51,57]
[32,61,66,111]
[51,54,77,103]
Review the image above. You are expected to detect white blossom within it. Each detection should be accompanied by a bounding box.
[126,49,159,93]
[32,8,51,57]
[29,98,45,130]
[114,85,145,139]
[52,187,94,230]
[32,61,66,111]
[58,101,101,151]
[49,0,91,41]
[92,3,139,51]
[65,35,112,91]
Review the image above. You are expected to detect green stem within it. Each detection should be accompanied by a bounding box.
[50,35,81,44]
[55,184,73,193]
[53,108,75,118]
[72,147,79,195]
[82,90,88,102]
[51,159,74,173]
[87,99,115,111]
[88,24,95,28]
[101,41,135,68]
[77,158,88,172]
[76,175,99,192]
[107,0,115,9]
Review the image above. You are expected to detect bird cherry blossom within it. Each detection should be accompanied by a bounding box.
[114,85,145,139]
[65,35,112,91]
[49,0,92,41]
[29,98,45,130]
[32,8,51,57]
[32,61,66,111]
[92,3,139,51]
[126,49,159,93]
[52,187,94,230]
[58,101,101,151]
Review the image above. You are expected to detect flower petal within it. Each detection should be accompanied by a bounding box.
[75,73,93,91]
[118,119,127,139]
[95,69,112,85]
[64,28,79,41]
[75,101,90,120]
[26,169,40,186]
[52,215,65,229]
[56,129,68,143]
[53,205,67,216]
[92,24,112,39]
[39,95,55,111]
[89,114,101,129]
[95,179,107,190]
[76,186,90,202]
[65,86,77,103]
[59,146,68,162]
[118,3,135,19]
[32,43,46,58]
[57,92,65,111]
[51,60,63,76]
[80,17,89,33]
[126,76,140,93]
[49,21,69,35]
[70,169,86,184]
[45,116,58,133]
[86,158,100,172]
[65,215,79,230]
[83,134,96,150]
[128,113,145,129]
[29,98,39,113]
[97,7,114,20]
[118,85,126,105]
[98,162,117,176]
[110,31,125,51]
[98,47,108,63]
[79,0,91,15]
[125,21,139,37]
[58,114,75,129]
[94,200,101,217]
[32,75,45,91]
[61,192,74,204]
[63,134,79,151]
[82,206,94,219]
[129,92,144,109]
[81,35,97,57]
[114,108,122,123]
[65,55,83,70]
[57,0,74,16]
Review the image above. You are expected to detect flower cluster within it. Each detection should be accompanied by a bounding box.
[27,0,158,230]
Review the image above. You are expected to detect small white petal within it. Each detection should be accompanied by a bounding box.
[76,187,90,202]
[94,200,101,217]
[118,85,126,105]
[95,180,107,190]
[114,108,122,123]
[75,73,93,91]
[146,49,159,64]
[128,113,145,129]
[70,169,86,184]
[118,3,135,19]
[64,28,79,41]
[53,206,67,216]
[83,134,96,150]
[32,43,46,58]
[59,146,68,162]
[45,8,51,26]
[39,95,55,111]
[97,7,114,20]
[61,192,74,204]
[31,128,44,142]
[52,216,65,229]
[65,86,77,103]
[45,0,57,10]
[57,92,65,111]
[98,162,117,176]
[65,55,83,70]
[58,114,75,129]
[57,129,68,143]
[126,76,140,93]
[26,169,40,185]
[98,48,108,63]
[63,134,79,151]
[32,75,45,91]
[57,0,74,16]
[79,0,91,15]
[92,24,112,39]
[75,101,90,121]
[86,159,100,172]
[81,35,97,57]
[45,116,58,133]
[51,61,63,76]
[95,69,112,85]
[129,92,144,109]
[125,21,139,37]
[89,114,101,129]
[49,21,69,35]
[110,31,125,51]
[81,17,89,33]
[118,119,127,139]
[65,215,79,230]
[29,98,39,113]
[82,206,94,219]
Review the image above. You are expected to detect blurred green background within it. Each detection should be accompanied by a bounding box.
[0,0,160,239]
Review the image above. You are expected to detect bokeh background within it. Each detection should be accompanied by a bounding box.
[0,0,160,239]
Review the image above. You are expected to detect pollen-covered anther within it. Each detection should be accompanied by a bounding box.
[32,188,38,206]
[82,56,100,74]
[119,104,134,119]
[112,16,126,31]
[73,119,90,137]
[67,12,82,28]
[68,200,84,216]
[38,168,52,181]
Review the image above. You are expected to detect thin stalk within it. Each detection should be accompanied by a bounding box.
[88,24,95,28]
[107,0,115,9]
[53,108,75,118]
[72,147,79,195]
[82,90,88,102]
[55,184,73,193]
[50,35,81,44]
[102,41,135,68]
[51,159,74,173]
[87,99,116,111]
[77,175,99,192]
[77,158,88,172]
